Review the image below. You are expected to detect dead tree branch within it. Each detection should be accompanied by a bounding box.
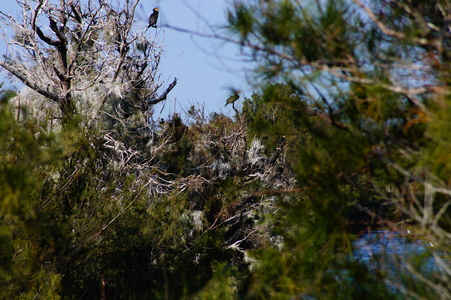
[148,77,178,105]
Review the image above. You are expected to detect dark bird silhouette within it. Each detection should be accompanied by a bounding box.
[225,91,240,106]
[148,8,159,28]
[225,91,240,115]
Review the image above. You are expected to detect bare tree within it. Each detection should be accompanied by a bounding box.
[0,0,185,273]
[0,0,174,126]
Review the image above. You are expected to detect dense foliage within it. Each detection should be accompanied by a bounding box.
[1,0,450,299]
[225,0,451,298]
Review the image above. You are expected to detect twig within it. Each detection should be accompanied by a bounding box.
[148,77,178,104]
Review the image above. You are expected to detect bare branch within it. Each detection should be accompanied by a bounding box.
[353,0,433,47]
[0,60,59,102]
[148,77,178,105]
[1,0,164,123]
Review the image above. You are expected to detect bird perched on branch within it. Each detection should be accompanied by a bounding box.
[225,91,240,106]
[225,91,240,115]
[148,8,159,28]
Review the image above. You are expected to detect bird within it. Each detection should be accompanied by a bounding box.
[225,91,240,106]
[148,8,159,28]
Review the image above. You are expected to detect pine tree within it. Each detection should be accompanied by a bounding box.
[224,0,451,298]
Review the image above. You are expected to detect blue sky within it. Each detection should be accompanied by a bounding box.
[0,0,252,118]
[139,0,252,118]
